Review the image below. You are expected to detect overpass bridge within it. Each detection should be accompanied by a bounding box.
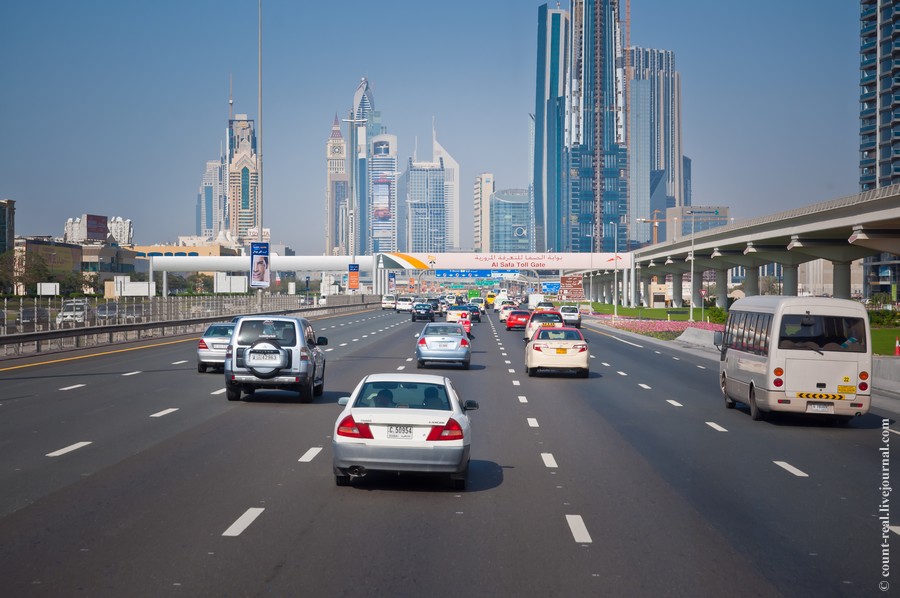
[149,185,898,307]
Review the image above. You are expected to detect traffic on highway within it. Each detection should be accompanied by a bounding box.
[0,305,896,596]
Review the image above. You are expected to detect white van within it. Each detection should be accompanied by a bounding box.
[716,296,871,423]
[381,295,396,310]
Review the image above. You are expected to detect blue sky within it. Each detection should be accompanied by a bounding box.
[0,1,860,254]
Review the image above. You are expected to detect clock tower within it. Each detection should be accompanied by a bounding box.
[325,115,350,255]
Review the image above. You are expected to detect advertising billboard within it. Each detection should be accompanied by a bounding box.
[86,214,109,241]
[250,242,270,289]
[348,263,359,290]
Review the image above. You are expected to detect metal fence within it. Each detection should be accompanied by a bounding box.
[0,294,379,358]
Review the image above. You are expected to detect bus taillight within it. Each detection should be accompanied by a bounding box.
[859,371,869,381]
[773,367,784,388]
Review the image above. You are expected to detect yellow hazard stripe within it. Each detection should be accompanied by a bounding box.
[796,393,846,401]
[387,253,431,270]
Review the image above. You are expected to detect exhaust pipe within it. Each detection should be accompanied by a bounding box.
[348,466,368,478]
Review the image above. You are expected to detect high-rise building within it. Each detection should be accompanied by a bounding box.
[406,158,446,253]
[196,155,227,238]
[347,78,376,256]
[473,173,495,252]
[107,217,133,245]
[325,115,350,256]
[369,134,399,254]
[433,128,460,251]
[490,189,532,252]
[533,3,570,252]
[859,0,900,299]
[226,114,260,241]
[0,199,15,255]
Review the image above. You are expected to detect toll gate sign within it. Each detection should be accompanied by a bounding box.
[558,275,585,301]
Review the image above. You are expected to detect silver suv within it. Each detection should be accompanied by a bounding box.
[559,305,582,328]
[224,316,327,402]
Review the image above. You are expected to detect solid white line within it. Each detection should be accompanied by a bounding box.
[172,360,188,365]
[527,418,539,428]
[541,453,558,468]
[150,408,179,418]
[667,400,683,407]
[705,422,728,432]
[609,336,642,348]
[46,441,92,457]
[211,388,227,395]
[639,383,651,390]
[773,461,809,477]
[298,447,322,462]
[518,395,528,403]
[59,384,86,391]
[122,371,141,377]
[222,508,265,537]
[565,514,593,543]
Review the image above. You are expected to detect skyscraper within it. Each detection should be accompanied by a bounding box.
[0,199,15,255]
[433,128,460,251]
[406,158,446,253]
[533,3,570,252]
[369,134,398,254]
[473,173,495,252]
[226,114,260,241]
[325,115,349,256]
[196,155,227,238]
[490,189,532,252]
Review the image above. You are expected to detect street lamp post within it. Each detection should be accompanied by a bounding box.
[686,210,696,322]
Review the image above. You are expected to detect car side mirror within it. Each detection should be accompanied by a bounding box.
[713,331,723,350]
[463,400,479,411]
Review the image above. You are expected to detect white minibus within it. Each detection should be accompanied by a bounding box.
[716,296,871,423]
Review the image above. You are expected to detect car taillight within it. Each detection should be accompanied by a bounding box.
[337,415,373,439]
[225,345,233,358]
[299,347,309,361]
[418,337,428,346]
[532,343,547,351]
[573,343,587,352]
[773,366,784,388]
[460,338,469,347]
[426,418,464,441]
[198,339,209,350]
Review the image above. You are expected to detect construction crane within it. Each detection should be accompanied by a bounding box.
[637,209,665,245]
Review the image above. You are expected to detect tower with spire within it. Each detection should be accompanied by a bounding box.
[325,114,349,255]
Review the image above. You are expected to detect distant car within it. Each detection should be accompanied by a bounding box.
[123,304,145,322]
[427,298,444,316]
[332,373,479,489]
[506,310,531,330]
[381,295,397,310]
[17,307,51,327]
[524,326,589,378]
[469,297,486,313]
[464,304,482,322]
[559,305,582,328]
[56,303,92,326]
[224,315,327,402]
[446,305,470,323]
[395,297,414,313]
[411,302,435,322]
[498,304,515,322]
[415,322,471,369]
[535,301,556,311]
[95,302,119,321]
[524,310,564,340]
[496,299,516,313]
[197,322,236,372]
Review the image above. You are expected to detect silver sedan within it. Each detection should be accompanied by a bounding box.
[197,322,235,372]
[415,322,471,369]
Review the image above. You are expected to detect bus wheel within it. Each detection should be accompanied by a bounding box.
[721,375,735,409]
[749,389,766,421]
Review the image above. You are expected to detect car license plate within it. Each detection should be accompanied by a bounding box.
[213,344,227,350]
[837,385,856,393]
[435,342,450,349]
[807,402,834,414]
[556,348,567,354]
[252,353,278,361]
[387,425,413,439]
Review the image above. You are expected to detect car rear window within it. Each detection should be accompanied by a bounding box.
[237,320,297,345]
[355,382,451,410]
[424,325,464,337]
[538,329,583,341]
[532,313,562,323]
[205,325,234,338]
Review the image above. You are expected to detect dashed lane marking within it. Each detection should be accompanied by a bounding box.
[46,441,92,457]
[639,383,651,390]
[706,422,728,432]
[527,418,539,428]
[774,461,809,477]
[59,384,86,391]
[667,400,683,407]
[298,447,322,462]
[222,508,265,537]
[211,388,227,395]
[122,371,141,376]
[541,453,558,468]
[150,408,179,418]
[565,515,593,544]
[518,395,528,403]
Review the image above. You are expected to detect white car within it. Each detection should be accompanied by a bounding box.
[381,295,397,310]
[469,297,486,313]
[559,305,582,328]
[525,326,590,378]
[524,310,564,340]
[498,304,515,322]
[333,373,479,489]
[395,297,414,312]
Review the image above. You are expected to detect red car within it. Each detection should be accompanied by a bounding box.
[506,310,531,330]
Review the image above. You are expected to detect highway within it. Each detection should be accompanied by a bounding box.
[0,308,896,597]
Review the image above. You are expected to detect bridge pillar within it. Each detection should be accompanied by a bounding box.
[672,272,684,307]
[782,264,799,296]
[743,267,760,297]
[691,271,702,312]
[641,275,651,308]
[716,269,728,309]
[832,261,851,299]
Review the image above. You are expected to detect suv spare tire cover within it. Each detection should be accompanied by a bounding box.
[246,339,287,379]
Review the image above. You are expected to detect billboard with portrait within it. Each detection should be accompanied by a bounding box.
[250,242,270,288]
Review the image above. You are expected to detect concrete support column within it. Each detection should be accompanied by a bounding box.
[782,264,799,296]
[744,267,759,297]
[641,275,651,308]
[691,270,702,311]
[716,269,728,310]
[672,272,684,307]
[832,261,851,299]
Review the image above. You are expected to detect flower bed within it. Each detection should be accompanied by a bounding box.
[598,316,724,341]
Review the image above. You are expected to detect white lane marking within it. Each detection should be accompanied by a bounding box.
[654,351,661,354]
[352,338,359,342]
[46,441,92,457]
[339,343,348,347]
[508,369,515,373]
[298,447,322,462]
[518,395,528,403]
[122,371,141,377]
[150,408,179,418]
[697,365,706,369]
[608,336,642,348]
[172,360,188,365]
[502,353,507,357]
[406,357,413,362]
[541,453,558,468]
[565,515,593,543]
[505,360,511,364]
[639,383,651,390]
[325,348,334,352]
[601,362,610,367]
[527,418,539,428]
[890,429,900,436]
[667,400,683,407]
[672,357,680,361]
[222,508,265,537]
[774,461,809,477]
[617,371,627,376]
[397,366,405,371]
[891,526,900,537]
[706,422,728,432]
[59,384,86,391]
[211,388,227,395]
[512,380,521,386]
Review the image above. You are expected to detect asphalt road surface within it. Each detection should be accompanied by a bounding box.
[0,308,896,597]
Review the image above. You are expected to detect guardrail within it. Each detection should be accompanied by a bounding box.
[0,296,380,359]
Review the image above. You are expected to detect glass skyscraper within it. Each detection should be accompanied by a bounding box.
[406,158,446,253]
[369,134,398,254]
[490,189,532,252]
[196,155,226,238]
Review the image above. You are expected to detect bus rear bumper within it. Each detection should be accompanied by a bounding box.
[757,389,870,416]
